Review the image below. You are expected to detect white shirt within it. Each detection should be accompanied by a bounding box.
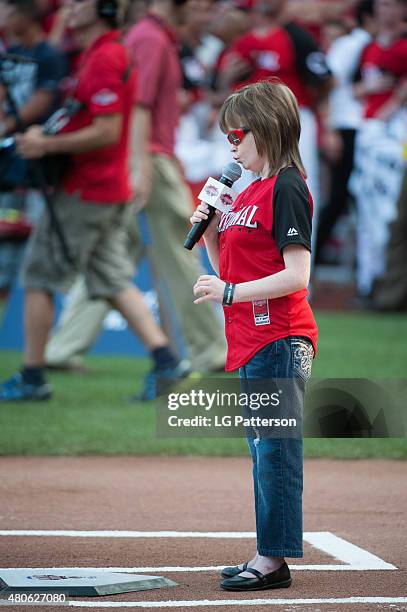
[327,28,372,129]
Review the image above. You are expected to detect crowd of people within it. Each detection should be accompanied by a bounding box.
[0,0,406,401]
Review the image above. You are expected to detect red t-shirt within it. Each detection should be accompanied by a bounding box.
[229,23,331,108]
[294,0,355,46]
[61,31,136,203]
[360,37,407,119]
[125,14,182,157]
[218,170,318,371]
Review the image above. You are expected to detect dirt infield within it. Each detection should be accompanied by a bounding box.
[0,456,406,611]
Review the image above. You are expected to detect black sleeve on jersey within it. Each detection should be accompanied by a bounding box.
[284,22,332,87]
[272,167,312,254]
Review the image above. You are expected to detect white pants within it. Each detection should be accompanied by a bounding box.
[299,108,320,257]
[349,116,406,296]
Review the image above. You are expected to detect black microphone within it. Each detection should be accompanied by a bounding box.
[184,162,242,250]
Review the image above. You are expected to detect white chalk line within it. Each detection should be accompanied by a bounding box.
[0,565,397,572]
[0,531,397,571]
[0,597,404,608]
[0,531,255,538]
[304,532,396,570]
[66,597,407,608]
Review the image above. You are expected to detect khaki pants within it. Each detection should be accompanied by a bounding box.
[22,191,135,298]
[46,155,227,371]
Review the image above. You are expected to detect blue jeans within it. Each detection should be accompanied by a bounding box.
[239,336,314,558]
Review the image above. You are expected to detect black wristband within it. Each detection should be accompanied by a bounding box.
[222,282,236,306]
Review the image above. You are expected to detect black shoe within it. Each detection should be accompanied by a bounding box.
[220,562,292,592]
[221,561,248,578]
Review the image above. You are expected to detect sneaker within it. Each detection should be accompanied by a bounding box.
[0,373,53,402]
[131,360,192,402]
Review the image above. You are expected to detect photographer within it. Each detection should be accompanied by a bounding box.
[0,0,66,138]
[0,0,189,401]
[0,0,66,297]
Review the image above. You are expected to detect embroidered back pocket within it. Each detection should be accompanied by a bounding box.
[291,337,314,382]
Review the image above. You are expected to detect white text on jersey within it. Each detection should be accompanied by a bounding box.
[218,205,259,233]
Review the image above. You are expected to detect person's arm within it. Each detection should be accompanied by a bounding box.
[193,169,312,304]
[15,114,122,158]
[2,89,56,135]
[193,245,309,304]
[353,73,395,99]
[7,44,67,135]
[237,170,313,298]
[234,245,310,301]
[17,46,127,158]
[375,78,407,120]
[47,6,70,50]
[131,104,152,209]
[352,43,396,100]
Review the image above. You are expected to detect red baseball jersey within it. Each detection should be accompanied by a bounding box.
[360,37,407,119]
[229,23,331,108]
[218,167,318,371]
[61,31,136,203]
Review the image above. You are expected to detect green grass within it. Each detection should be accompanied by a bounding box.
[312,311,407,378]
[0,311,406,458]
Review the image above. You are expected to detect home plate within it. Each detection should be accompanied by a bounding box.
[0,569,177,596]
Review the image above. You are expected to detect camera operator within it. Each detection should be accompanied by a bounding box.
[0,0,189,401]
[0,0,66,300]
[0,0,66,138]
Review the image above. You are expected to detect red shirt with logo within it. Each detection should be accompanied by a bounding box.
[218,168,318,371]
[229,23,331,108]
[125,14,182,157]
[61,31,136,203]
[360,37,407,119]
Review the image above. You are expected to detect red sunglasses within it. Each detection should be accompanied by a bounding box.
[227,127,250,146]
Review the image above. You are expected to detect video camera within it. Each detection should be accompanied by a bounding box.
[0,52,82,191]
[0,102,82,191]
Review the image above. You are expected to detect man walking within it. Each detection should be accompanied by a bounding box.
[0,0,188,401]
[43,0,227,375]
[125,0,227,372]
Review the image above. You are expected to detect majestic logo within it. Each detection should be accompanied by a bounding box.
[287,227,299,236]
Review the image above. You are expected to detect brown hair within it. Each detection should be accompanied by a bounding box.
[219,79,306,178]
